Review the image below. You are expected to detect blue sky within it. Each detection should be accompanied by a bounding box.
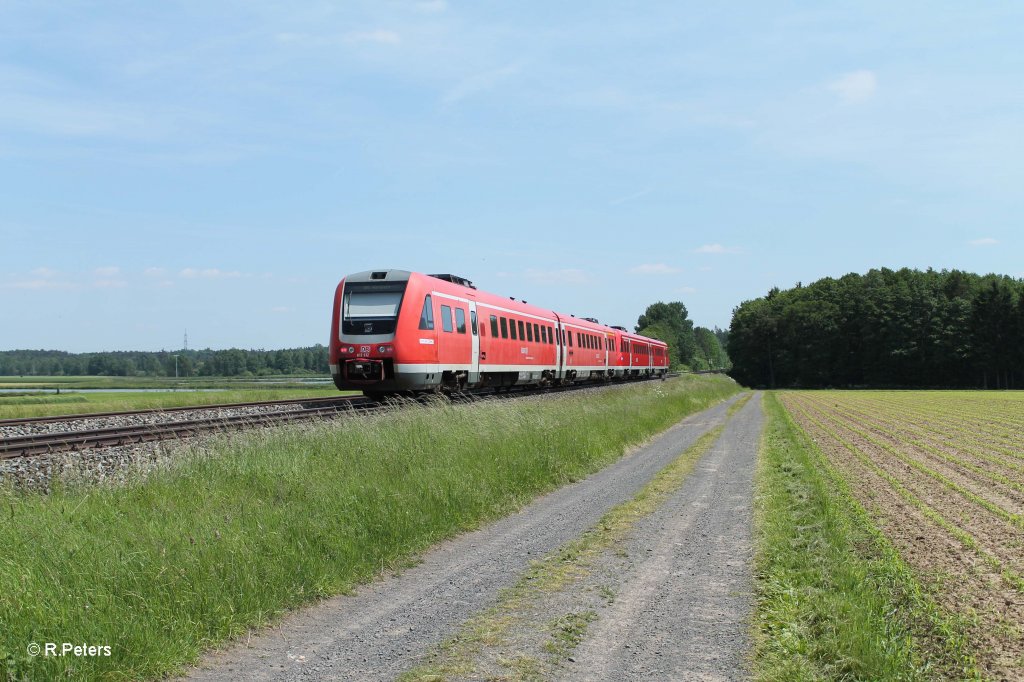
[2,1,1021,352]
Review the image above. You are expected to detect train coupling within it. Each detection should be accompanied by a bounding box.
[343,359,385,382]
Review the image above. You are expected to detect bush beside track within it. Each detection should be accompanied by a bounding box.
[0,374,738,680]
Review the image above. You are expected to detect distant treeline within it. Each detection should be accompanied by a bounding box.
[0,346,329,377]
[728,268,1023,389]
[634,301,730,372]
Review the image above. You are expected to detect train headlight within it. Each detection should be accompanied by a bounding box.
[347,346,355,354]
[378,345,393,354]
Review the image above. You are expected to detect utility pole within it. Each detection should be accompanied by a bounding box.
[173,354,179,379]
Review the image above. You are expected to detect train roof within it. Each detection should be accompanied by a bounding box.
[341,269,668,348]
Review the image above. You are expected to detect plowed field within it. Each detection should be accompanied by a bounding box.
[780,391,1024,680]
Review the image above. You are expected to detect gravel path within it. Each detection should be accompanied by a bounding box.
[185,394,744,682]
[565,391,763,681]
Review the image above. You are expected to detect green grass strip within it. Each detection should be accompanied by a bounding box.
[754,393,979,681]
[0,388,345,420]
[0,375,739,680]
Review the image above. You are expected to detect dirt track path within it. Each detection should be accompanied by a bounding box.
[186,394,745,682]
[565,392,762,681]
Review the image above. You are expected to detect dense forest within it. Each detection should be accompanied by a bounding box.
[728,268,1023,388]
[0,346,330,377]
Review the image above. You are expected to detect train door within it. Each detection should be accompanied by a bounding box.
[468,301,480,384]
[554,317,565,381]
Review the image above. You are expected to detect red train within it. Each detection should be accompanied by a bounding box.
[329,270,669,396]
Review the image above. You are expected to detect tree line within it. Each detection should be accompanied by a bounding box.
[0,346,330,377]
[727,268,1024,388]
[635,302,730,371]
[2,301,727,378]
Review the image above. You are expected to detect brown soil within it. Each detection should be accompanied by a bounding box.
[790,395,1024,577]
[823,402,1024,510]
[781,393,1024,680]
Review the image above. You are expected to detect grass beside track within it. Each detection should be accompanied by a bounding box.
[0,388,344,420]
[754,393,977,681]
[0,375,738,680]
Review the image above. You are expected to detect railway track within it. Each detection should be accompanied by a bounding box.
[0,395,362,427]
[1,376,678,461]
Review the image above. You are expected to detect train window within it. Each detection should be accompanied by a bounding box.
[540,326,547,344]
[500,317,508,339]
[441,305,454,333]
[510,318,517,340]
[490,315,498,337]
[567,331,573,347]
[471,311,477,335]
[533,323,539,343]
[550,327,555,345]
[418,295,434,331]
[525,322,533,342]
[455,308,466,334]
[517,320,525,340]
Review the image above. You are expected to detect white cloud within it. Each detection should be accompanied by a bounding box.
[4,279,76,291]
[828,70,877,104]
[629,263,680,275]
[144,267,166,277]
[523,268,590,285]
[443,63,522,105]
[969,237,998,246]
[415,0,447,12]
[179,268,242,279]
[609,187,653,206]
[345,30,401,45]
[693,244,740,254]
[31,267,58,277]
[94,266,120,277]
[93,279,127,289]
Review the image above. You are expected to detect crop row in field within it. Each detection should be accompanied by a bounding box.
[780,391,1024,680]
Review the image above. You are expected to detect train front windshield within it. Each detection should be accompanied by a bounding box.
[341,282,407,336]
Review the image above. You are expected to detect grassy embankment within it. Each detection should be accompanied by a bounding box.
[0,375,738,680]
[0,386,343,420]
[754,392,977,680]
[0,376,331,391]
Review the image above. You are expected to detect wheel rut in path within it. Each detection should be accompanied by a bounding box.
[185,394,744,682]
[565,391,763,681]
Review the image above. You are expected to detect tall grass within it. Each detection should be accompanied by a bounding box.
[0,375,737,680]
[754,392,977,680]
